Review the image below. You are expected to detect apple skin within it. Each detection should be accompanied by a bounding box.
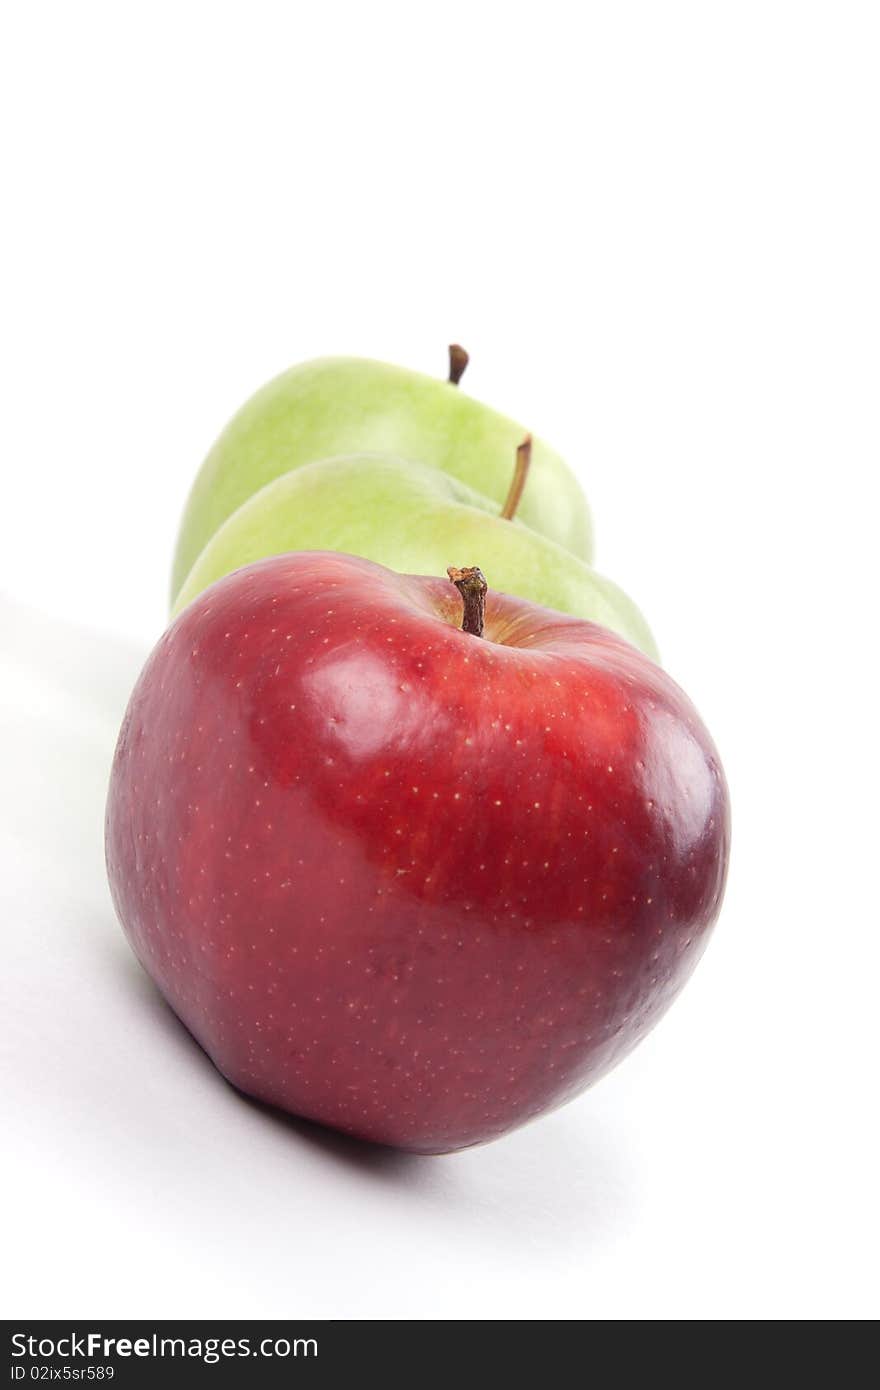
[170,356,592,601]
[107,552,729,1154]
[173,454,658,660]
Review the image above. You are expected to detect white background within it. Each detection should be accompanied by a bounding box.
[2,2,878,1320]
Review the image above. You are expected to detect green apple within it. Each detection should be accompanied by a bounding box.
[171,351,592,603]
[173,453,657,660]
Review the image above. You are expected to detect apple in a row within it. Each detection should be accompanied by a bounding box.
[172,349,592,602]
[174,448,657,659]
[107,551,729,1153]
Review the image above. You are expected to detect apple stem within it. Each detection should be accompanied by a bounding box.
[446,565,487,639]
[500,434,532,521]
[448,344,469,386]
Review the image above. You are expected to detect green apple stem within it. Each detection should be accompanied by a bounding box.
[448,344,469,386]
[500,434,533,521]
[447,565,488,639]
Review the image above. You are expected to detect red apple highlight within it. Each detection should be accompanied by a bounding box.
[106,551,729,1153]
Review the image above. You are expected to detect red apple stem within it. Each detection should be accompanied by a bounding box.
[448,344,469,386]
[446,565,487,638]
[500,434,532,521]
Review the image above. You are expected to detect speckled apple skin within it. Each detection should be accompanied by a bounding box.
[106,552,729,1153]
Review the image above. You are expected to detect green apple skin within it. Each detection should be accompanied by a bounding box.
[171,357,593,602]
[173,455,657,660]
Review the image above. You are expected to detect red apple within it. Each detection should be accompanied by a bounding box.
[106,551,729,1153]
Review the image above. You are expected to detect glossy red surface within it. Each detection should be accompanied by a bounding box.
[106,551,729,1152]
